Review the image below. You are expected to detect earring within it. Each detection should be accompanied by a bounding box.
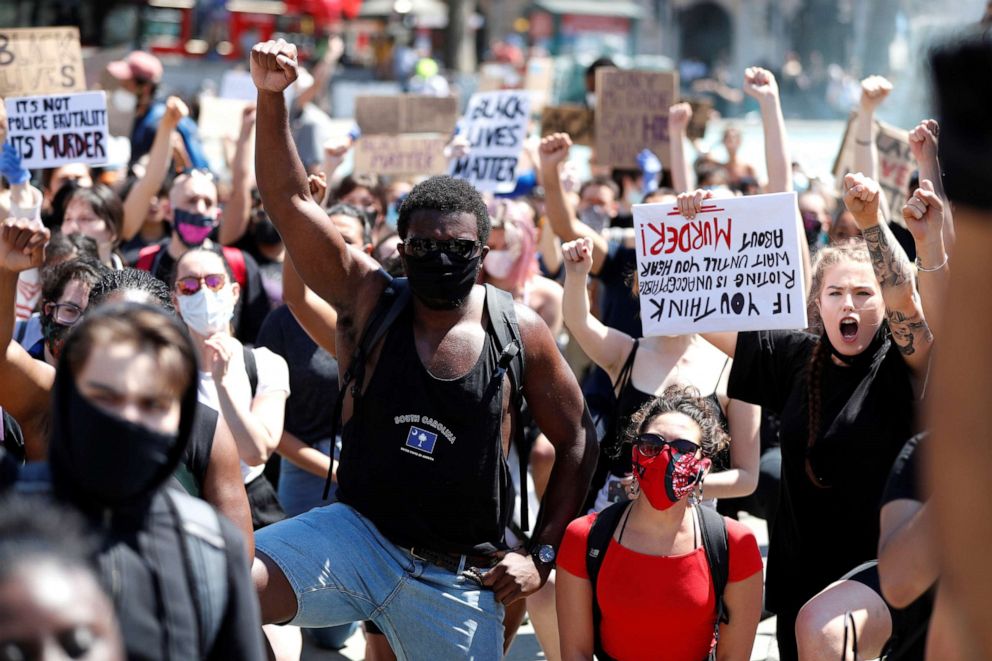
[626,477,641,500]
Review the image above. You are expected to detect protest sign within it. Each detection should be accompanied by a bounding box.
[540,105,595,146]
[686,98,713,141]
[220,71,258,102]
[5,91,108,170]
[595,69,678,168]
[197,96,250,141]
[0,27,85,97]
[524,56,554,113]
[832,112,914,226]
[354,134,448,176]
[633,192,807,336]
[449,90,531,193]
[355,95,458,135]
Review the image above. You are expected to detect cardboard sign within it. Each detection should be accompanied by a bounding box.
[633,192,807,336]
[541,105,595,146]
[5,92,108,169]
[524,56,554,113]
[355,95,458,135]
[832,112,914,225]
[686,98,713,141]
[354,134,448,176]
[595,69,678,168]
[197,95,250,140]
[0,27,85,97]
[449,90,531,193]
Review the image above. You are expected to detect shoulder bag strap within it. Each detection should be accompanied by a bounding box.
[586,502,628,661]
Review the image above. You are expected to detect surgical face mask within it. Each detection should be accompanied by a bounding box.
[483,249,517,280]
[177,286,234,337]
[404,250,481,309]
[111,89,137,113]
[579,205,611,234]
[173,209,216,248]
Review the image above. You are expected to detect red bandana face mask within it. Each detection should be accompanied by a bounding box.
[632,439,710,510]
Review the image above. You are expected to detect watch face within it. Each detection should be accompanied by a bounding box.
[537,545,556,564]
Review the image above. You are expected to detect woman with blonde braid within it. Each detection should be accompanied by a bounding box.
[686,172,937,660]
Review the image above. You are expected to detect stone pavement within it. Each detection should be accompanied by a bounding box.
[300,513,778,660]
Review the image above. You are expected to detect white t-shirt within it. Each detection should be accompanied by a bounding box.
[197,345,290,483]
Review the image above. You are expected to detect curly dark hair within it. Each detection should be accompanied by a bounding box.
[623,385,730,459]
[88,268,175,315]
[41,258,107,305]
[0,495,96,579]
[397,176,491,245]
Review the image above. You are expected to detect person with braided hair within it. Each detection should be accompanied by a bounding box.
[683,172,937,660]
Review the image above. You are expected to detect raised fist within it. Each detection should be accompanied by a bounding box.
[743,67,779,102]
[859,76,893,113]
[909,119,939,165]
[561,237,593,277]
[539,133,572,170]
[668,102,693,133]
[902,179,943,247]
[163,96,189,129]
[250,39,300,93]
[0,218,48,273]
[843,173,881,227]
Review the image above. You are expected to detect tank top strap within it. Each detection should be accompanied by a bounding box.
[713,356,731,394]
[613,339,640,398]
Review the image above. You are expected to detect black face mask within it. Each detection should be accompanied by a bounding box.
[54,380,178,507]
[403,250,481,309]
[40,314,70,361]
[252,217,282,246]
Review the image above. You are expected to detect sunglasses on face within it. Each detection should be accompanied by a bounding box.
[43,302,83,326]
[175,273,226,296]
[402,237,483,259]
[634,433,701,459]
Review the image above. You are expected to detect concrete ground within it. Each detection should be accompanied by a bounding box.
[299,513,778,661]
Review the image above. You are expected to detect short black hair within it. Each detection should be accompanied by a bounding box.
[397,176,491,244]
[586,56,617,78]
[46,231,100,265]
[88,268,176,315]
[0,495,96,580]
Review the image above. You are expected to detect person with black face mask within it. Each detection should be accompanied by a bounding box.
[251,38,598,660]
[43,302,265,661]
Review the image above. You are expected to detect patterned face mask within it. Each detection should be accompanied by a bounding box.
[632,438,710,510]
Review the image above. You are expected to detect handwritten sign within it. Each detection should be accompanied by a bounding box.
[633,192,807,336]
[832,113,914,226]
[355,95,458,135]
[595,69,678,168]
[0,27,85,97]
[5,92,108,169]
[686,98,713,141]
[197,95,250,140]
[541,105,595,146]
[354,134,448,176]
[449,90,531,193]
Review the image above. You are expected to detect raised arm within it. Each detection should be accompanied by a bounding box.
[743,67,791,194]
[218,105,257,246]
[538,133,609,274]
[853,76,892,185]
[902,179,948,338]
[560,237,635,379]
[844,173,932,374]
[251,39,384,319]
[122,97,187,241]
[281,252,338,355]
[667,102,694,194]
[909,119,955,251]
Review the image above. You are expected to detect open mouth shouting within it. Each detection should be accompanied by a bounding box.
[839,316,860,343]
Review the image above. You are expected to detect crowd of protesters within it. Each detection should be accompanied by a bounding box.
[0,12,989,661]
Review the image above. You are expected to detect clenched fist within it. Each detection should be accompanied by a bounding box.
[250,39,299,93]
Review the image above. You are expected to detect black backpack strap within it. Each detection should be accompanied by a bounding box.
[696,505,730,659]
[321,276,411,500]
[242,346,258,398]
[483,284,528,530]
[585,501,628,661]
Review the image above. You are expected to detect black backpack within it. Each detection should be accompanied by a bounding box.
[585,502,730,661]
[320,278,531,531]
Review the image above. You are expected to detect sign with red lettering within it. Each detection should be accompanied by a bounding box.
[4,91,108,170]
[449,90,531,193]
[595,69,678,168]
[633,192,807,335]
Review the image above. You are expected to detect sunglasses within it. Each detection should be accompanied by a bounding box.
[634,433,701,459]
[176,273,226,296]
[403,237,483,259]
[43,302,84,326]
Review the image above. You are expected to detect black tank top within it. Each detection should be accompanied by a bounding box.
[336,304,512,554]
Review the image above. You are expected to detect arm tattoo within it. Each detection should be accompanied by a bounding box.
[862,224,914,289]
[887,309,933,357]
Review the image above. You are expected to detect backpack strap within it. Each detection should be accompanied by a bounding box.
[696,505,730,659]
[242,346,258,398]
[165,490,229,657]
[585,501,629,661]
[220,246,248,289]
[135,244,162,272]
[321,276,411,500]
[483,284,529,531]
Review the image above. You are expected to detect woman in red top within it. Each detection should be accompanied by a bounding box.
[557,385,764,660]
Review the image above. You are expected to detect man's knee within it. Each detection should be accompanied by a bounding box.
[253,552,298,625]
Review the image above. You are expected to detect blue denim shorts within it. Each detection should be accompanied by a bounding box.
[255,502,505,660]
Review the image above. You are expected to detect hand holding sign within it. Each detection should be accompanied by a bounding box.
[668,102,693,135]
[902,179,944,247]
[0,218,48,273]
[250,40,299,94]
[538,132,571,171]
[561,237,594,277]
[843,173,881,228]
[677,188,714,220]
[859,76,893,112]
[908,119,939,165]
[162,96,189,130]
[743,67,779,105]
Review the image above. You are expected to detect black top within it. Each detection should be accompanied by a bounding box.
[597,240,642,338]
[336,303,512,554]
[256,305,340,446]
[882,432,925,506]
[177,403,218,495]
[728,329,916,615]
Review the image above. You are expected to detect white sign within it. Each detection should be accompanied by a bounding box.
[633,192,807,336]
[449,90,531,193]
[219,70,258,102]
[5,91,109,170]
